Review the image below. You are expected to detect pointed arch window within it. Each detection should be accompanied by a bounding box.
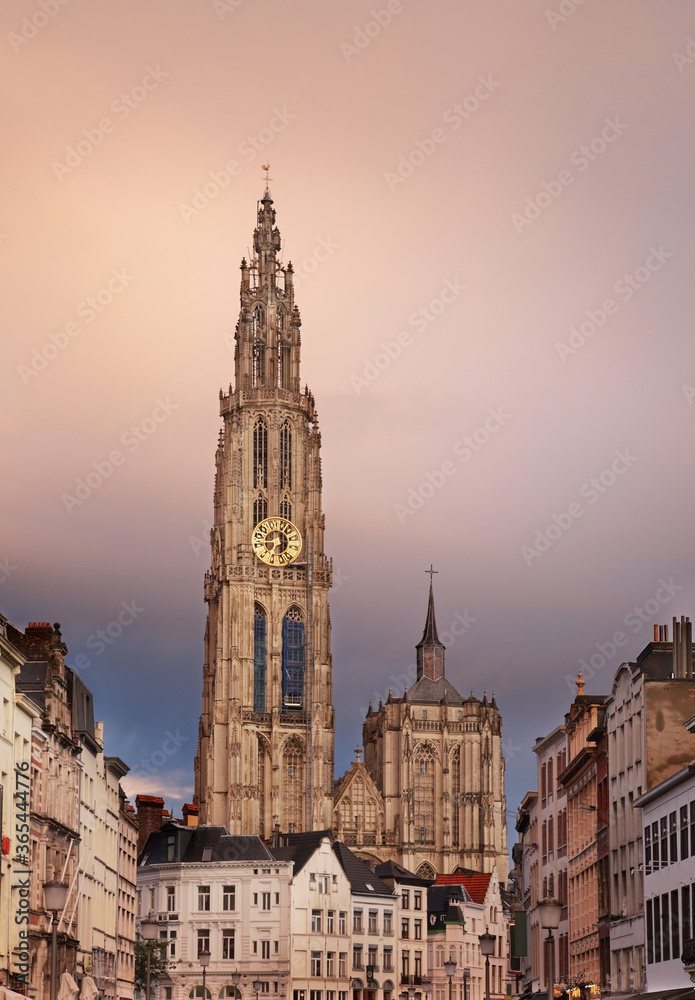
[254,605,267,713]
[282,606,305,710]
[277,342,291,389]
[413,744,435,845]
[253,419,267,490]
[282,737,304,833]
[252,307,265,387]
[451,747,461,847]
[253,495,267,527]
[257,737,268,838]
[280,496,292,521]
[280,421,292,490]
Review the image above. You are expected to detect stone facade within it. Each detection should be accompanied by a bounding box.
[340,587,507,882]
[193,188,508,881]
[194,188,335,836]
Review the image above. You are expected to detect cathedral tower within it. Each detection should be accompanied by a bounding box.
[194,187,335,835]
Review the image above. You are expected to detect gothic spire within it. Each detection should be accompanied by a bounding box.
[416,581,446,681]
[234,185,301,394]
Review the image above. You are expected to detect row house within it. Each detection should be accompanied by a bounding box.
[513,619,695,998]
[0,615,42,993]
[559,678,607,990]
[635,758,695,992]
[4,617,136,1000]
[137,819,293,1000]
[431,871,509,1000]
[533,725,569,994]
[269,831,400,1000]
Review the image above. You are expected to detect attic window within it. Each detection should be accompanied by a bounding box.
[365,883,374,891]
[202,848,212,862]
[422,710,427,719]
[140,854,150,866]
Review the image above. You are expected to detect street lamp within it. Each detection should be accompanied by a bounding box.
[444,959,456,1000]
[200,948,211,1000]
[140,916,158,1000]
[538,900,562,1000]
[231,973,242,1000]
[479,932,496,1000]
[462,968,470,1000]
[43,880,69,1000]
[253,979,263,1000]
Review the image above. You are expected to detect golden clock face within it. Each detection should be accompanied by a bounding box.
[251,517,302,566]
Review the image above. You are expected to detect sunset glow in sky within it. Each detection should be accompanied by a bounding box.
[3,0,695,831]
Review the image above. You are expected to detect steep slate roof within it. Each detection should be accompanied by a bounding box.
[268,830,334,876]
[140,822,275,866]
[407,676,465,704]
[435,871,492,904]
[16,660,49,711]
[332,840,393,896]
[375,860,432,886]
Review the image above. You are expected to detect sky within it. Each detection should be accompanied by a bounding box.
[3,0,695,850]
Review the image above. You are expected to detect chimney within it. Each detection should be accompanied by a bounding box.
[182,803,199,827]
[136,795,165,856]
[673,617,693,679]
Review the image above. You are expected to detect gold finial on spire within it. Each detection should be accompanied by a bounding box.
[262,163,272,187]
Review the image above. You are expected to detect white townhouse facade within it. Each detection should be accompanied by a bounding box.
[269,832,400,1000]
[138,823,292,1000]
[635,761,695,992]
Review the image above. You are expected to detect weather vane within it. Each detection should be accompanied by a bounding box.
[262,163,272,186]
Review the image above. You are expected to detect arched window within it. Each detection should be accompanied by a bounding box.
[254,605,267,713]
[258,737,267,839]
[277,342,291,388]
[279,495,292,520]
[252,306,264,339]
[365,796,376,830]
[413,744,435,844]
[253,419,267,490]
[451,746,460,847]
[282,606,305,710]
[280,421,292,489]
[340,797,352,828]
[253,494,267,527]
[189,990,211,999]
[283,737,304,832]
[417,861,436,881]
[277,308,285,334]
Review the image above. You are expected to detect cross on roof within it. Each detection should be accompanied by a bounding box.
[426,564,438,582]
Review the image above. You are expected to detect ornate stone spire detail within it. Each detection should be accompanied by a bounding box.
[416,582,446,681]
